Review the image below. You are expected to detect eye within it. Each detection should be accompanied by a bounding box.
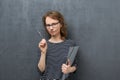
[46,24,51,27]
[45,22,59,27]
[52,23,58,26]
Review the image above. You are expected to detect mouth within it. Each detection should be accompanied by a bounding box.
[50,29,56,33]
[48,29,57,36]
[50,31,55,34]
[49,30,55,34]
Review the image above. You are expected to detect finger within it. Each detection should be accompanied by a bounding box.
[40,43,46,48]
[42,39,46,43]
[38,43,41,48]
[62,64,67,68]
[67,59,71,65]
[40,43,45,46]
[61,67,66,72]
[62,68,67,72]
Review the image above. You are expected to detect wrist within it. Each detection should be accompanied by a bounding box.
[41,53,46,56]
[40,53,46,58]
[41,50,46,54]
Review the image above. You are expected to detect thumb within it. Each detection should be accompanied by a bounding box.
[66,59,71,65]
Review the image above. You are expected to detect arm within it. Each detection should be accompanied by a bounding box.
[68,66,76,73]
[38,52,46,72]
[62,60,77,74]
[38,39,47,72]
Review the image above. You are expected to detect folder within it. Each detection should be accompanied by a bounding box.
[61,46,79,80]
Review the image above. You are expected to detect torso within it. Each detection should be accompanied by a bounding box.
[43,39,75,79]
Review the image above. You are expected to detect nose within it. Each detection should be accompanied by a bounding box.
[49,26,53,29]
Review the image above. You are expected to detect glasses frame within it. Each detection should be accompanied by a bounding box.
[46,22,59,28]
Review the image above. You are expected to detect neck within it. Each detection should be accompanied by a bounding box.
[49,35,64,43]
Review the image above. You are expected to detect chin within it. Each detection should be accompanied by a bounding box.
[51,34,57,37]
[51,35,56,37]
[50,33,55,36]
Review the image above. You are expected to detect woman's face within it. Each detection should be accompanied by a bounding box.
[45,16,61,37]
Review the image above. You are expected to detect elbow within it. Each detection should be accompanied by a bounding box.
[38,64,45,72]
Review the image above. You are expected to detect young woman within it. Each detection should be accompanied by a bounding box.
[38,10,77,80]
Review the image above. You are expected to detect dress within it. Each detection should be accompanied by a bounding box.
[39,39,76,80]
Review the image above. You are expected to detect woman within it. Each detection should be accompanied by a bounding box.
[38,10,77,80]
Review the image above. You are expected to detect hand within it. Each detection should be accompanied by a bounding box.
[38,39,47,54]
[61,59,71,74]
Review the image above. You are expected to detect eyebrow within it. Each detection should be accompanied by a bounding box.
[46,22,59,26]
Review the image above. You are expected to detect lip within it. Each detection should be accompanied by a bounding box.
[50,31,55,34]
[48,30,54,33]
[50,29,55,32]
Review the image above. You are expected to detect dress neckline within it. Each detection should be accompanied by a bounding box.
[48,40,66,44]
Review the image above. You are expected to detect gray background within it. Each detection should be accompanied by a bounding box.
[0,0,120,80]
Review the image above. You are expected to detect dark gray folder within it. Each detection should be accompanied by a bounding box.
[61,46,79,80]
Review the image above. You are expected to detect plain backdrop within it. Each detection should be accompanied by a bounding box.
[0,0,120,80]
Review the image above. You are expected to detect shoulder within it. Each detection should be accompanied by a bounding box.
[65,39,76,46]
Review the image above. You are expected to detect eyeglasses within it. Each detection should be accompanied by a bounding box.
[46,22,59,28]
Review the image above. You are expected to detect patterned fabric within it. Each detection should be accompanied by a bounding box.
[39,39,76,80]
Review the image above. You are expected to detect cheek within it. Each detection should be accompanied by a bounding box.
[56,27,61,33]
[46,29,50,34]
[47,29,51,33]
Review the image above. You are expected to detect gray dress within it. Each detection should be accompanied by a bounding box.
[39,40,76,80]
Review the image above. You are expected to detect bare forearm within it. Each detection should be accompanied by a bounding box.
[69,66,76,73]
[62,63,77,74]
[38,53,46,72]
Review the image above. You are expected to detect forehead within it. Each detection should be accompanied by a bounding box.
[45,17,58,24]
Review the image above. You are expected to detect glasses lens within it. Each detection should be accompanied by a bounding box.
[46,22,59,28]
